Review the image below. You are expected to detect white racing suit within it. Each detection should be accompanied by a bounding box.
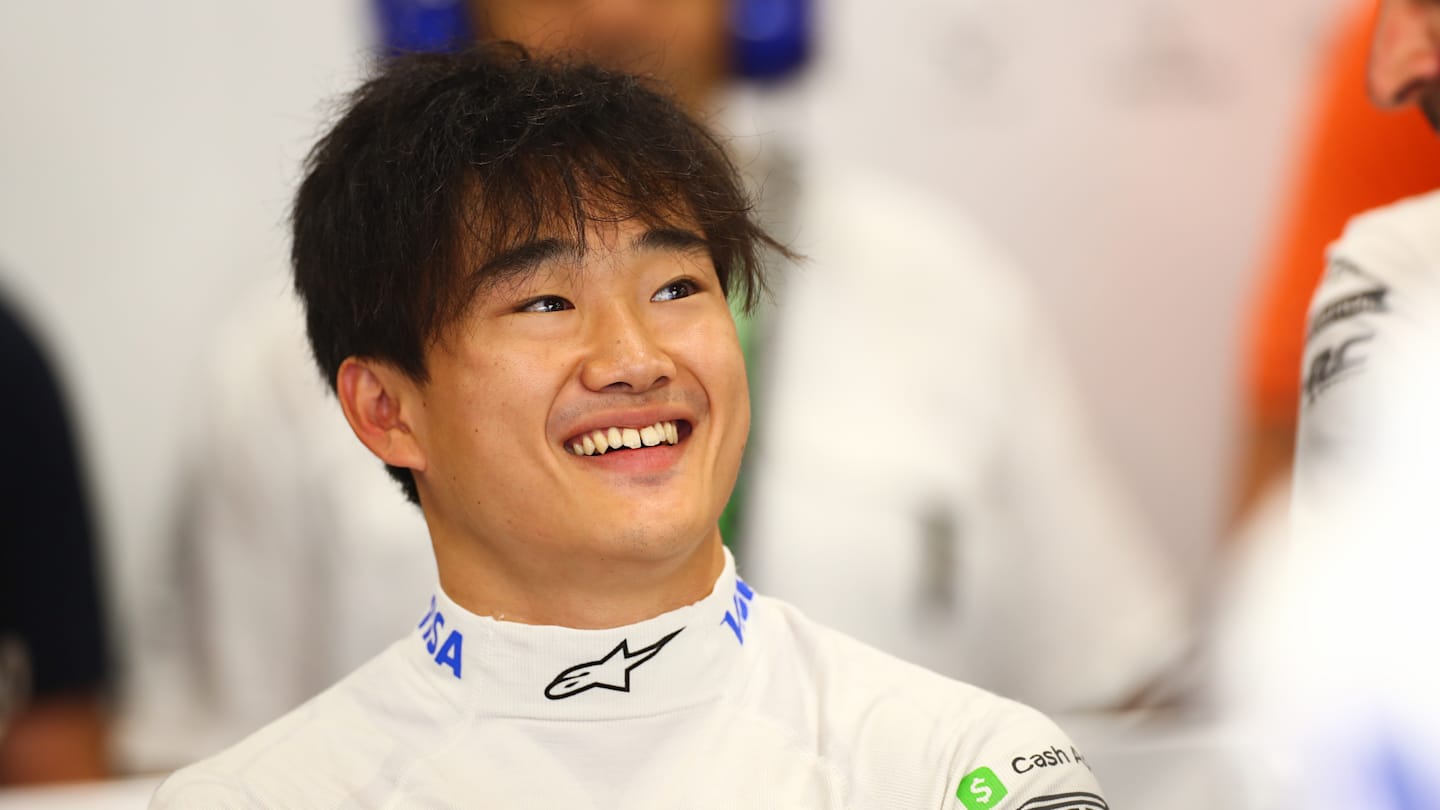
[154,551,1106,809]
[1248,189,1440,808]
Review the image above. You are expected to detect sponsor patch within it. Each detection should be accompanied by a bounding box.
[1307,258,1389,340]
[1303,331,1375,404]
[957,766,1008,810]
[1303,258,1389,405]
[1014,792,1108,810]
[721,578,755,644]
[1011,744,1090,775]
[417,596,464,680]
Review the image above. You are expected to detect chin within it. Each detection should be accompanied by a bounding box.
[579,516,716,561]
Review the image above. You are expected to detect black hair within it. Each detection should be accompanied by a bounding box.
[292,43,785,504]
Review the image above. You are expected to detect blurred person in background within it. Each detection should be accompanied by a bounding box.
[122,0,1189,770]
[1231,0,1440,540]
[0,288,110,784]
[1222,0,1440,805]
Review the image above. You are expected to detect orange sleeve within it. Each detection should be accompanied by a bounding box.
[1247,0,1440,428]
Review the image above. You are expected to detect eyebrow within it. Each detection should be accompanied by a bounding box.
[633,227,710,254]
[475,237,583,282]
[476,227,709,282]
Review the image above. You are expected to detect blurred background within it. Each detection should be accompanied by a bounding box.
[0,0,1421,806]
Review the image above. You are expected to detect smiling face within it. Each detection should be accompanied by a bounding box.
[308,50,776,625]
[408,216,748,577]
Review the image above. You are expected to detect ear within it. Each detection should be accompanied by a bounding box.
[336,357,428,474]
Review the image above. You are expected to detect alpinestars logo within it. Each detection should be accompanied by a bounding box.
[543,628,684,700]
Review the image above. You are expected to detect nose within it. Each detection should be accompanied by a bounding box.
[579,300,676,394]
[1370,0,1440,107]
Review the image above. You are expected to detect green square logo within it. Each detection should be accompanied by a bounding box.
[956,766,1008,809]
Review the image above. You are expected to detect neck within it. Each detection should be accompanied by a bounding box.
[429,528,726,629]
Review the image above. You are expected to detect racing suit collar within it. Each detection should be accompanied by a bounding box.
[405,548,757,721]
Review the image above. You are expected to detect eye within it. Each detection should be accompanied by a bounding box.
[652,277,701,302]
[517,295,573,314]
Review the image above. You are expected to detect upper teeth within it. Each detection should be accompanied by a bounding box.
[570,420,680,456]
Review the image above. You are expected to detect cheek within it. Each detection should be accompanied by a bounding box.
[677,319,749,407]
[430,349,560,451]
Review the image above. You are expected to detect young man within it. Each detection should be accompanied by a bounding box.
[152,47,1105,808]
[1225,1,1440,804]
[130,3,1182,766]
[1294,0,1440,535]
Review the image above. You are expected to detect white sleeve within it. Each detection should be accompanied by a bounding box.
[1266,195,1440,810]
[1293,194,1440,535]
[943,702,1108,810]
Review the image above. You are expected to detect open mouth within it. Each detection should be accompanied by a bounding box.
[565,420,691,456]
